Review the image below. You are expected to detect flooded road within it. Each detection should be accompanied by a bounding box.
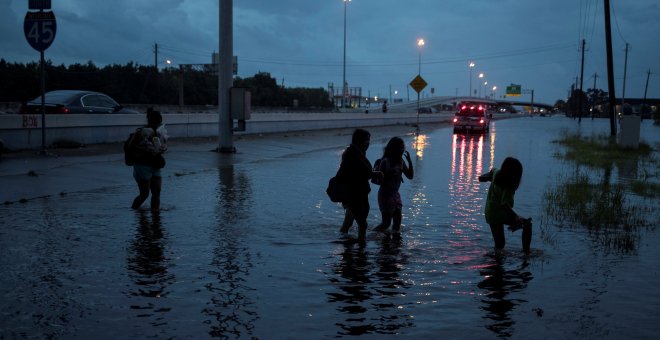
[1,116,659,339]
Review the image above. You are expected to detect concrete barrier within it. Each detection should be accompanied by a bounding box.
[0,111,453,150]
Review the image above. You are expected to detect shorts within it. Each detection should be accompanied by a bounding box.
[133,164,162,182]
[378,190,402,213]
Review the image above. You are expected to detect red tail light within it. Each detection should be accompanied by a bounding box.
[53,106,70,114]
[480,119,484,124]
[453,118,458,123]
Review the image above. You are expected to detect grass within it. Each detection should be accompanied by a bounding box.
[542,131,659,253]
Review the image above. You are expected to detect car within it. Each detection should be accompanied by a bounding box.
[417,107,436,114]
[453,102,491,134]
[19,90,141,114]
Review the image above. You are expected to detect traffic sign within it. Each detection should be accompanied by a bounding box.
[506,84,521,97]
[24,11,57,52]
[29,0,51,10]
[409,75,427,94]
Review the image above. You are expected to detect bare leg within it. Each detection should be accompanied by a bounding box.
[489,223,506,250]
[392,208,402,233]
[522,224,532,254]
[375,211,392,232]
[340,208,354,233]
[150,176,162,211]
[132,180,150,209]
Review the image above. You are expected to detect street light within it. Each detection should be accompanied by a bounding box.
[483,81,488,98]
[469,61,475,97]
[492,85,497,99]
[478,73,484,97]
[342,0,351,109]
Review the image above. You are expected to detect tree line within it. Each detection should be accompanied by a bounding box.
[0,59,334,108]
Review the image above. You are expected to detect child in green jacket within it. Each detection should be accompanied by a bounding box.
[479,157,532,254]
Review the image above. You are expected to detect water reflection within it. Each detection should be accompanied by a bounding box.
[412,132,429,159]
[449,134,492,231]
[204,163,258,338]
[477,255,533,337]
[127,210,175,300]
[327,237,413,336]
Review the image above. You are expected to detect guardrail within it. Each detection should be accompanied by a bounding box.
[0,111,453,151]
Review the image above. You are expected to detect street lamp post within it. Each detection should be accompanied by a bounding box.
[491,85,497,99]
[478,73,484,97]
[417,38,425,75]
[417,38,425,116]
[483,81,488,98]
[342,0,351,109]
[469,61,475,97]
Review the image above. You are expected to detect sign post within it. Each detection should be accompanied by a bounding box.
[24,1,56,154]
[409,75,428,127]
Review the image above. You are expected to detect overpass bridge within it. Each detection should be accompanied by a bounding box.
[387,96,554,113]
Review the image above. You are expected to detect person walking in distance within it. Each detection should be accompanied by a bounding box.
[130,108,168,211]
[374,137,414,235]
[479,157,532,254]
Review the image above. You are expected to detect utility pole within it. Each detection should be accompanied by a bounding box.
[591,72,598,117]
[621,43,629,113]
[154,43,158,69]
[578,39,586,122]
[604,0,617,136]
[218,0,234,152]
[641,69,651,118]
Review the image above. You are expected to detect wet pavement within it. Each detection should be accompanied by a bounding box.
[1,117,659,339]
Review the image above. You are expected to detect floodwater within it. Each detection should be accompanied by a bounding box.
[1,116,659,339]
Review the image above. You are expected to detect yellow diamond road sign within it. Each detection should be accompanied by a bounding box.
[410,75,427,94]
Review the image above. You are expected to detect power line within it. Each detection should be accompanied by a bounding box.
[610,0,628,44]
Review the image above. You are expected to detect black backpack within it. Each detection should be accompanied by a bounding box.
[123,130,138,166]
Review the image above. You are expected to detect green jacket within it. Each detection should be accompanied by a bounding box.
[484,169,516,225]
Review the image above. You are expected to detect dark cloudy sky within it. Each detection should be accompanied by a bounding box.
[2,0,658,104]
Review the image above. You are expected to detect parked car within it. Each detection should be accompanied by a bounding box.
[453,102,491,134]
[19,90,141,114]
[417,107,437,114]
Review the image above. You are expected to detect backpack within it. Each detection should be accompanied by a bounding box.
[123,130,138,166]
[371,158,383,185]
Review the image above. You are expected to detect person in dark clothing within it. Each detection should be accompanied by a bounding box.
[338,129,381,242]
[130,109,167,211]
[479,157,532,254]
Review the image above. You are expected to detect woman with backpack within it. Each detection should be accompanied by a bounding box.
[130,108,167,211]
[337,129,382,243]
[374,136,414,235]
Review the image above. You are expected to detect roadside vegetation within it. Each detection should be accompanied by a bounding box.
[541,130,659,253]
[0,59,334,108]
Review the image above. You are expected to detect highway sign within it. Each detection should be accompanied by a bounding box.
[409,75,427,94]
[24,11,57,52]
[506,84,521,97]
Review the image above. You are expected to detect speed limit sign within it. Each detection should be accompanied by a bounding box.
[24,10,57,52]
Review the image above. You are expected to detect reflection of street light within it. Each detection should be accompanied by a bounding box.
[342,0,351,109]
[469,61,475,97]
